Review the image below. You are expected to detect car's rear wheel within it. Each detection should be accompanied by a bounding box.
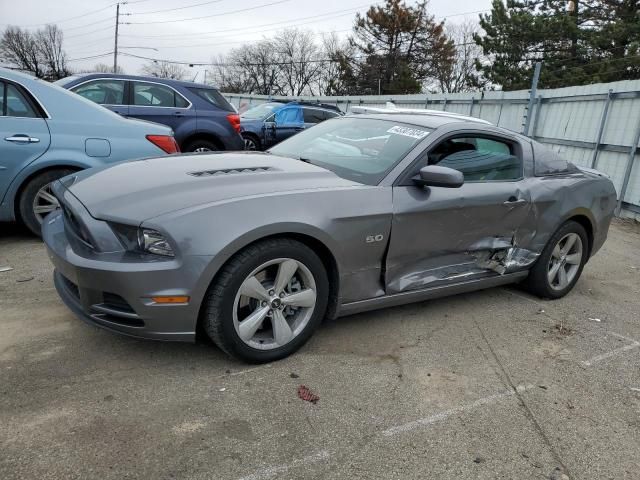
[19,169,74,237]
[242,134,261,151]
[202,238,329,363]
[523,220,588,299]
[185,140,219,153]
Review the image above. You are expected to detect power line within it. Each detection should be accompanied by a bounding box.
[64,24,114,40]
[124,0,293,25]
[0,3,117,28]
[120,3,372,38]
[126,16,360,49]
[127,0,228,16]
[67,52,115,62]
[61,16,116,32]
[65,35,117,51]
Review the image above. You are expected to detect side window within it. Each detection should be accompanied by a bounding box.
[72,79,125,105]
[431,136,522,182]
[275,107,303,124]
[4,83,38,118]
[175,91,189,108]
[302,108,326,124]
[133,82,184,107]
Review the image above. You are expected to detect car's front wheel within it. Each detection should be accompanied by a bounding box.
[19,169,75,236]
[523,220,589,299]
[202,238,329,363]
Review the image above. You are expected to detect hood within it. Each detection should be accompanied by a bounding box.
[61,152,360,222]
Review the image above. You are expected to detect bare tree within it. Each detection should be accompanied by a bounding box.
[35,25,69,80]
[217,39,283,95]
[316,32,357,96]
[0,26,44,77]
[91,63,123,74]
[1,24,70,79]
[430,20,486,93]
[209,53,255,93]
[141,61,186,80]
[273,28,323,96]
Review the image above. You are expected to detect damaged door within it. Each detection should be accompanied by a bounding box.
[386,133,536,294]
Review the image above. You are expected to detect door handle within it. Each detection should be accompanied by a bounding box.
[5,135,40,144]
[294,126,305,131]
[173,112,184,117]
[504,197,526,205]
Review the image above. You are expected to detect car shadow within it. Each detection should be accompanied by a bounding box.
[0,222,34,242]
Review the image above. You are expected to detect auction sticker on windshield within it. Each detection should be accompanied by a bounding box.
[387,126,430,139]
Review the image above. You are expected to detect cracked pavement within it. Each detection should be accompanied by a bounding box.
[1,219,640,479]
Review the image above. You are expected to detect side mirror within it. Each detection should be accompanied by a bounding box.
[414,165,464,188]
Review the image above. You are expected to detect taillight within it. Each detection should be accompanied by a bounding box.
[226,113,241,133]
[146,135,180,154]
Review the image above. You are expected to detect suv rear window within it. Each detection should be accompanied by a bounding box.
[189,88,235,112]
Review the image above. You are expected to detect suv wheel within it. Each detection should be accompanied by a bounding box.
[19,169,74,237]
[185,140,218,153]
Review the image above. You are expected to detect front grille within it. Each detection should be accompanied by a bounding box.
[102,292,135,313]
[188,166,274,177]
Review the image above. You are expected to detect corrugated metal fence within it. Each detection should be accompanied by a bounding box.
[225,80,640,218]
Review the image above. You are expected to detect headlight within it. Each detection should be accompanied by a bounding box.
[110,223,175,257]
[138,228,174,257]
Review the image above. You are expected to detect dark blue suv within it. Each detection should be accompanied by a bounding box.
[240,101,342,150]
[57,74,244,152]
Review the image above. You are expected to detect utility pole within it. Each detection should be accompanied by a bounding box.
[113,3,120,73]
[522,61,542,136]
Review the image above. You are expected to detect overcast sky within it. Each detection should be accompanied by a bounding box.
[0,0,493,80]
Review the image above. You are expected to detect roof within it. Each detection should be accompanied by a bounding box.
[350,103,491,125]
[63,72,217,90]
[348,113,489,129]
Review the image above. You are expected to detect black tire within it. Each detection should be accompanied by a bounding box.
[242,134,261,151]
[19,169,74,237]
[522,220,589,299]
[202,238,329,363]
[184,139,219,153]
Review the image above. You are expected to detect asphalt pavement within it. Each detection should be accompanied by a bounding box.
[1,219,639,479]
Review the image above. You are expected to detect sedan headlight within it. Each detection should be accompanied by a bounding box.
[138,228,174,257]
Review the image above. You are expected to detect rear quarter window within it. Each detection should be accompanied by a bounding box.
[533,142,569,175]
[189,88,235,112]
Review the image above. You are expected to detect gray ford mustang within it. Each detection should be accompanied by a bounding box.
[43,112,617,362]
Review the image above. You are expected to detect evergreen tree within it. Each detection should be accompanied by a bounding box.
[349,0,455,94]
[475,0,640,90]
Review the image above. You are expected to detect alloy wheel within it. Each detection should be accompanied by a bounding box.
[547,233,583,291]
[193,147,212,153]
[32,182,60,224]
[244,137,258,151]
[233,258,317,350]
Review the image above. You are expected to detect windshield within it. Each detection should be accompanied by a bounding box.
[268,117,432,185]
[241,102,284,120]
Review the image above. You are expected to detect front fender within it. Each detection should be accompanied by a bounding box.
[1,154,104,221]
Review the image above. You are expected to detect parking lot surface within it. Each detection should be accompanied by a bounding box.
[1,220,639,480]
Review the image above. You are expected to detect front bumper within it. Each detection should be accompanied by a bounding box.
[43,201,212,342]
